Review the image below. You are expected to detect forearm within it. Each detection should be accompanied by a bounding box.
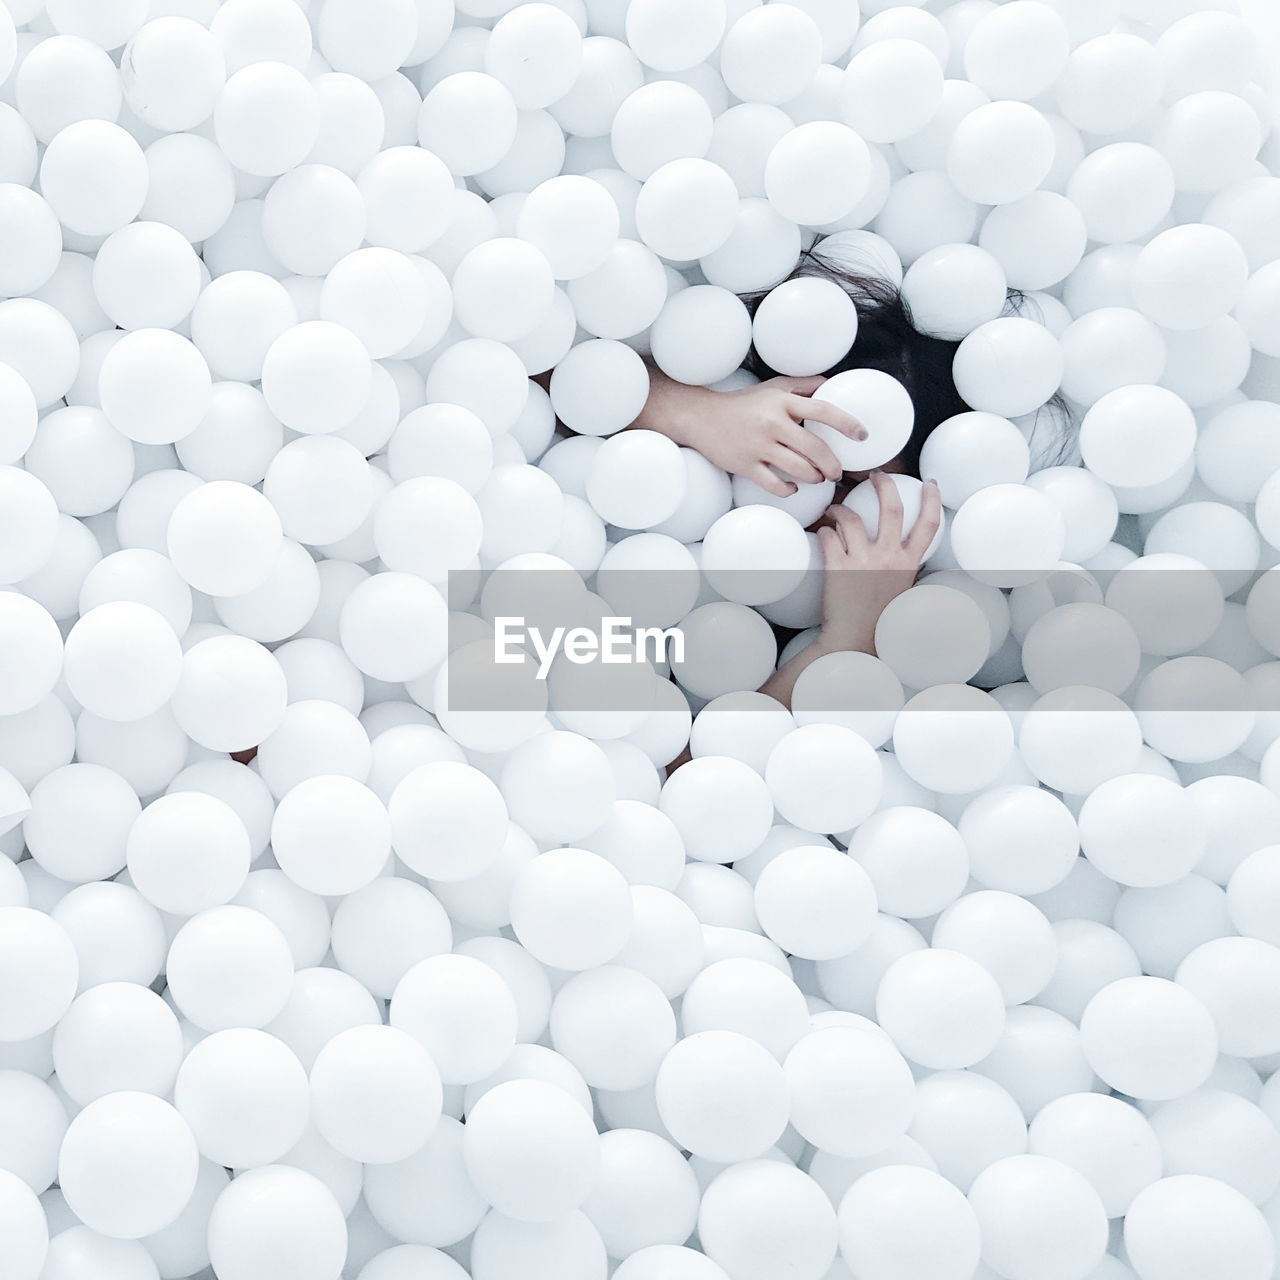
[759,627,873,710]
[628,365,714,448]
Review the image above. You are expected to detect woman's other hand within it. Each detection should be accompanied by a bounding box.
[817,471,943,654]
[630,370,866,497]
[687,375,867,497]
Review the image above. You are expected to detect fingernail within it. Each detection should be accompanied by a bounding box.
[924,477,938,487]
[856,430,869,441]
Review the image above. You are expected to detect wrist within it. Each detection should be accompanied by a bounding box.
[817,623,876,656]
[665,386,717,450]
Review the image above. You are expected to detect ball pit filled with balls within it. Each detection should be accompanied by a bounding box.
[1,1,1280,1279]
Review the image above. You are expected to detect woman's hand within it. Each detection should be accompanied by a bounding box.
[631,370,867,497]
[756,472,941,709]
[816,471,943,654]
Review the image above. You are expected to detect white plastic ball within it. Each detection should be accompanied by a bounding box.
[0,184,61,298]
[127,792,249,916]
[0,592,63,714]
[659,755,774,864]
[374,477,482,583]
[548,339,649,438]
[464,1079,599,1222]
[1067,143,1175,247]
[271,776,389,896]
[893,685,1016,795]
[967,1154,1108,1280]
[901,244,1007,342]
[1055,34,1163,135]
[39,120,146,237]
[310,1024,443,1166]
[1133,223,1250,331]
[166,480,282,597]
[837,1165,980,1280]
[964,1,1069,102]
[584,429,685,528]
[1029,1092,1162,1218]
[1124,1176,1274,1280]
[207,1166,347,1280]
[174,1026,308,1168]
[875,948,1006,1070]
[649,285,752,387]
[58,1092,197,1239]
[62,602,181,722]
[1176,937,1280,1059]
[213,62,319,178]
[802,369,913,471]
[549,37,644,139]
[122,16,226,131]
[789,649,903,749]
[389,954,518,1086]
[979,192,1085,293]
[625,0,726,73]
[499,729,616,843]
[262,164,366,277]
[949,484,1065,590]
[568,239,668,339]
[951,317,1063,419]
[785,1024,915,1157]
[947,102,1054,206]
[424,340,530,435]
[1080,976,1218,1100]
[764,122,872,228]
[188,272,296,385]
[0,1172,47,1280]
[634,158,737,262]
[0,907,78,1042]
[754,846,877,961]
[719,5,821,107]
[517,175,619,279]
[453,237,554,343]
[654,1030,788,1163]
[1149,1089,1280,1205]
[752,276,858,377]
[698,1161,836,1280]
[841,38,944,145]
[98,329,211,447]
[609,80,714,183]
[418,72,518,177]
[390,762,506,883]
[316,0,418,81]
[875,583,989,687]
[510,847,633,971]
[261,321,373,436]
[357,146,455,254]
[1156,90,1264,195]
[320,248,430,360]
[484,4,582,110]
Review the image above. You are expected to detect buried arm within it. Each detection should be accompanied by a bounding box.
[627,367,866,497]
[758,472,942,710]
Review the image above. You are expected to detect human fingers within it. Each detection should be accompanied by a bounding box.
[771,375,826,395]
[749,463,797,498]
[829,502,870,551]
[778,421,844,483]
[790,395,867,441]
[768,444,826,486]
[871,470,904,543]
[817,524,848,566]
[905,477,943,557]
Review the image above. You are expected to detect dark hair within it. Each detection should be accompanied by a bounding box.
[739,247,1072,475]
